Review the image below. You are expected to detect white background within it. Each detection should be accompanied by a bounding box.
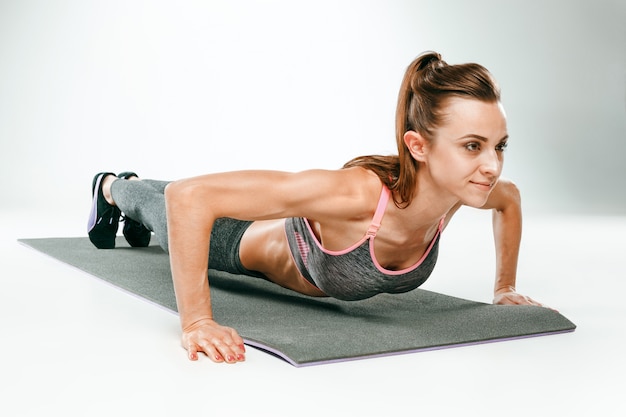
[1,1,625,416]
[1,0,625,215]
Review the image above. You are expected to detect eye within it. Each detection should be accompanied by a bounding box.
[495,141,508,152]
[464,142,480,152]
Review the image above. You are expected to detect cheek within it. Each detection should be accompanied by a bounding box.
[428,155,467,185]
[433,153,469,175]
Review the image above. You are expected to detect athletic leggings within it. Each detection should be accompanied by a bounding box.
[110,178,264,278]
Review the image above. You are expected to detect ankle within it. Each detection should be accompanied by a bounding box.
[102,174,117,205]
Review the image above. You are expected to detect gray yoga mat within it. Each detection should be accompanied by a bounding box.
[19,237,575,367]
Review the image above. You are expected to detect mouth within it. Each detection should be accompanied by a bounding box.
[470,180,494,191]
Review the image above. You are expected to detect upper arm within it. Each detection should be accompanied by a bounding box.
[165,167,376,222]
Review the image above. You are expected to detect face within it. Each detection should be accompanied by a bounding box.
[413,97,508,208]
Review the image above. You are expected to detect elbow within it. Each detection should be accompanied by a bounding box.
[164,179,201,215]
[165,178,220,222]
[164,179,184,208]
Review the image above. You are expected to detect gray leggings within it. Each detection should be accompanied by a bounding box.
[110,178,264,278]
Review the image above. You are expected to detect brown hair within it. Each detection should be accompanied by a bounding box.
[344,51,501,207]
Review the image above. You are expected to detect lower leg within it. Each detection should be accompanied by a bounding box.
[109,176,171,252]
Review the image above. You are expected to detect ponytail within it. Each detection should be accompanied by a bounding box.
[393,51,446,206]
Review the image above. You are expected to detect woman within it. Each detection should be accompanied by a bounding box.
[87,51,544,364]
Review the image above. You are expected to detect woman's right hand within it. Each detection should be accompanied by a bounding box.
[181,318,246,363]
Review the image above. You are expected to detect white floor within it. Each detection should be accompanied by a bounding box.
[1,208,624,416]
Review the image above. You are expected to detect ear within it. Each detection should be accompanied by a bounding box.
[403,130,429,162]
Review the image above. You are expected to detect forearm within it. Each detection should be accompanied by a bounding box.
[492,208,521,294]
[165,181,215,330]
[490,183,522,296]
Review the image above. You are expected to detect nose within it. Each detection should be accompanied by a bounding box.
[480,150,502,177]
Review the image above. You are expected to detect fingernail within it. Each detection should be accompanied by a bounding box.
[226,355,235,362]
[236,354,245,361]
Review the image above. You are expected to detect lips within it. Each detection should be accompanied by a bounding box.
[470,180,493,190]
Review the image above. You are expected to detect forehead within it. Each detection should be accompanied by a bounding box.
[439,97,507,138]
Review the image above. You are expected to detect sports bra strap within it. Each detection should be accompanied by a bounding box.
[366,186,447,238]
[366,186,391,237]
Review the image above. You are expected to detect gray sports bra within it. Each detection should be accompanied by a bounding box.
[284,185,443,301]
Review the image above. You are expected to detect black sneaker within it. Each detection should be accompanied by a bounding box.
[87,172,120,249]
[118,171,152,247]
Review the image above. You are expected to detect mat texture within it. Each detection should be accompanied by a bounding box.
[19,237,575,367]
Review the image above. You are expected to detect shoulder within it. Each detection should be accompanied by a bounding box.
[285,166,384,220]
[283,166,381,195]
[479,177,521,211]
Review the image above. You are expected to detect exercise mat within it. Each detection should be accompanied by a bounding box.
[19,237,575,367]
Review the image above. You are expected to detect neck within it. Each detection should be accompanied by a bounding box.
[399,168,459,226]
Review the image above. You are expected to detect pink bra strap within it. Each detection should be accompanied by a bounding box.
[367,186,391,237]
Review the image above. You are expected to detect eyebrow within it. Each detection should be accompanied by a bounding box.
[457,134,509,142]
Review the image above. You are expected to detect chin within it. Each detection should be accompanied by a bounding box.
[459,194,491,208]
[462,201,487,209]
[458,183,496,208]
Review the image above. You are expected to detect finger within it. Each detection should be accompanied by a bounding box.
[187,344,199,361]
[229,328,245,348]
[207,335,246,363]
[210,328,246,362]
[522,296,553,310]
[525,296,540,306]
[199,342,225,363]
[214,341,244,364]
[523,297,539,306]
[510,294,532,305]
[228,328,247,359]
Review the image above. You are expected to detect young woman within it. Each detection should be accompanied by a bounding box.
[87,51,545,364]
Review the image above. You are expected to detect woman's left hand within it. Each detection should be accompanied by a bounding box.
[493,291,547,308]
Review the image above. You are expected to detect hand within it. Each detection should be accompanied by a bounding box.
[493,291,547,308]
[182,318,246,363]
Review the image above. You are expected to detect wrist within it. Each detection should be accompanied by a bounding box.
[182,316,215,333]
[494,285,516,296]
